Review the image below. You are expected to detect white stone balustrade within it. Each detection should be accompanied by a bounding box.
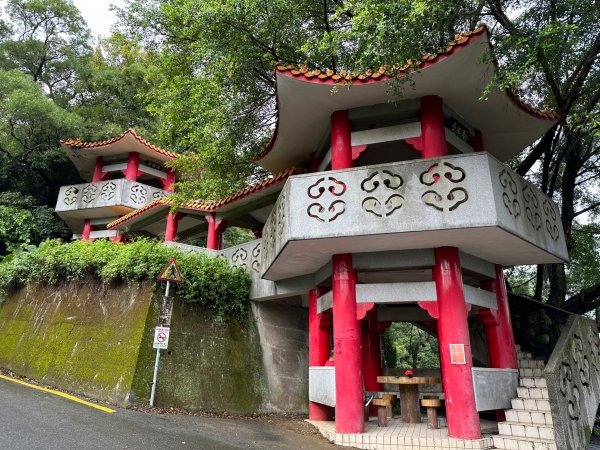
[261,153,568,281]
[55,179,169,213]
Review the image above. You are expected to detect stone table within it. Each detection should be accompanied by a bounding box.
[377,376,441,423]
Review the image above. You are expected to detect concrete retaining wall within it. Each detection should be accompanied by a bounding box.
[0,280,310,414]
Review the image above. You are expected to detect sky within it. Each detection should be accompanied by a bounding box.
[72,0,125,39]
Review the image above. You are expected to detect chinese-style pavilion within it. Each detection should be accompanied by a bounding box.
[55,129,177,241]
[88,25,583,446]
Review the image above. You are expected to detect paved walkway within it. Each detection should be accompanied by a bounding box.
[0,376,333,450]
[309,416,499,450]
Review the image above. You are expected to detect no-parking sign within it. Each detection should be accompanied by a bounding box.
[153,326,170,349]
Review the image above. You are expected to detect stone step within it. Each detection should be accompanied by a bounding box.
[498,421,555,440]
[520,377,547,389]
[515,344,521,351]
[517,351,532,359]
[505,409,553,426]
[518,359,545,369]
[511,397,551,412]
[492,435,557,450]
[519,367,544,377]
[517,386,549,399]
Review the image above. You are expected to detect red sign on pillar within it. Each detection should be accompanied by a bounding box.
[449,344,466,365]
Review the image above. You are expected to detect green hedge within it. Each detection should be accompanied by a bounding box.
[0,239,250,322]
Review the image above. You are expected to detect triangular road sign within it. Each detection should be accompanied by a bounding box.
[157,258,185,284]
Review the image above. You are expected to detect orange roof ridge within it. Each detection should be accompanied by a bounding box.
[61,129,179,159]
[107,167,305,230]
[273,25,488,84]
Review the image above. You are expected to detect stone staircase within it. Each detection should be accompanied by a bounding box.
[492,345,557,450]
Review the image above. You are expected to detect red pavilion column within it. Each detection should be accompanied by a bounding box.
[164,212,183,242]
[81,219,94,241]
[309,287,333,421]
[420,95,448,159]
[361,307,383,416]
[206,213,227,250]
[92,156,109,182]
[161,169,176,192]
[124,152,141,182]
[434,247,480,439]
[480,265,518,370]
[330,110,363,433]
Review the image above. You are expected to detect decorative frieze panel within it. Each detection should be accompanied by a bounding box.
[420,162,467,212]
[259,153,568,280]
[361,170,404,217]
[546,316,600,450]
[55,179,169,213]
[221,239,262,275]
[262,191,286,266]
[307,177,346,222]
[499,168,521,217]
[492,158,564,248]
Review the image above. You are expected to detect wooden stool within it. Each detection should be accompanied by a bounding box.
[421,397,441,429]
[381,394,396,418]
[372,399,391,427]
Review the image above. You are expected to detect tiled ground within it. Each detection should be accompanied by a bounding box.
[308,416,498,450]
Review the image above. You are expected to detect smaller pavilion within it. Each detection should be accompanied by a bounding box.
[55,129,178,241]
[106,167,303,249]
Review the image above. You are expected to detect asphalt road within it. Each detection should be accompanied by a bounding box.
[0,377,335,450]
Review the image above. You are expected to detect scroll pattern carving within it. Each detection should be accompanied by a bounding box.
[307,177,347,222]
[523,184,542,230]
[231,248,248,270]
[499,169,521,217]
[420,162,468,211]
[130,183,148,204]
[546,316,600,450]
[100,182,116,201]
[262,194,285,268]
[81,184,98,205]
[544,198,560,240]
[361,170,404,217]
[63,186,79,206]
[153,191,167,199]
[251,243,261,273]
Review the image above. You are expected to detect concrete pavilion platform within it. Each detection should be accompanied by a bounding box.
[308,416,498,450]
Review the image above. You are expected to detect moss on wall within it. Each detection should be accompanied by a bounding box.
[0,280,309,415]
[0,280,153,405]
[131,296,265,413]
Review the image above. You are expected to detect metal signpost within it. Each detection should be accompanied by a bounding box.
[150,258,184,407]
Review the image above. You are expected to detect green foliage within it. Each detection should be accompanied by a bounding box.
[0,192,70,254]
[384,323,440,369]
[0,239,250,323]
[0,0,91,103]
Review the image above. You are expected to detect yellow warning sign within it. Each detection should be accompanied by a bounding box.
[157,258,185,284]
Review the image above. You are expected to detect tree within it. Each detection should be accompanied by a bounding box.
[0,0,91,105]
[0,69,82,206]
[73,33,160,140]
[0,192,71,255]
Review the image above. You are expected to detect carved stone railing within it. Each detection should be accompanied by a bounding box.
[220,239,263,275]
[260,153,568,280]
[545,315,600,450]
[55,179,169,213]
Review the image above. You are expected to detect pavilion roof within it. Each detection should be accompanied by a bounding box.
[257,25,559,172]
[107,167,304,230]
[61,129,178,180]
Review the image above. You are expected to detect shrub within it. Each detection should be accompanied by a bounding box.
[0,239,250,323]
